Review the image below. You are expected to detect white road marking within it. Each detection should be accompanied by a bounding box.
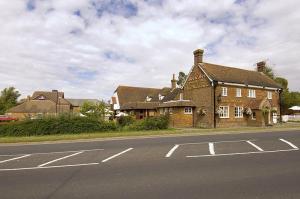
[209,142,215,155]
[38,151,83,167]
[165,145,179,157]
[186,148,299,158]
[0,163,99,172]
[0,154,31,164]
[102,148,133,163]
[246,141,264,151]
[279,138,298,149]
[0,148,104,157]
[178,139,255,146]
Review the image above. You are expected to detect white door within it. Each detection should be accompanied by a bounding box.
[273,113,277,124]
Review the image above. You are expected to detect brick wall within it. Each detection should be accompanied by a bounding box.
[168,107,194,128]
[183,65,214,128]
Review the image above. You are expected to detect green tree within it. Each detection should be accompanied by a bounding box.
[80,101,106,119]
[0,87,21,114]
[275,77,288,90]
[177,71,187,88]
[262,66,275,79]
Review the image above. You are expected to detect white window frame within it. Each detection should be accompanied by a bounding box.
[267,91,272,99]
[236,88,242,97]
[234,107,243,118]
[219,106,229,118]
[184,107,193,114]
[251,111,256,120]
[248,89,256,98]
[221,87,228,97]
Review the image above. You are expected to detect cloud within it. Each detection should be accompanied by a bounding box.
[0,0,299,101]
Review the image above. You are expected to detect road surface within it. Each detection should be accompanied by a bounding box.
[0,130,300,199]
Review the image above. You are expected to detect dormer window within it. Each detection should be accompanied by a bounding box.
[158,94,164,101]
[37,95,46,100]
[146,96,152,102]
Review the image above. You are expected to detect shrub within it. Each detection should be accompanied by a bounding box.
[129,115,169,130]
[0,115,117,136]
[117,116,135,127]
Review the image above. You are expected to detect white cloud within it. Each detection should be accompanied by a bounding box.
[0,0,299,101]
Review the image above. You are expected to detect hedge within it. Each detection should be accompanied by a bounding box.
[0,115,117,136]
[128,115,169,130]
[0,115,169,137]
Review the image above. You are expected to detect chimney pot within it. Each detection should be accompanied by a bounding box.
[193,49,204,65]
[171,74,177,89]
[257,61,266,72]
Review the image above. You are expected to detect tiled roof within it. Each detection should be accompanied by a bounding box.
[201,62,282,89]
[32,91,65,103]
[159,100,196,108]
[66,99,100,107]
[7,100,57,113]
[115,86,172,106]
[121,102,159,110]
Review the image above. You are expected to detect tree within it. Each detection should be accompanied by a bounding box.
[80,101,106,119]
[177,71,187,88]
[262,66,275,79]
[275,77,288,90]
[0,87,21,114]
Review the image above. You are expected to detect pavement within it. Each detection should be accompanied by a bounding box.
[0,130,300,199]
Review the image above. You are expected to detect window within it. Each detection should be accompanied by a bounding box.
[234,107,243,118]
[267,91,272,99]
[221,87,228,96]
[252,112,256,120]
[248,89,256,98]
[146,96,152,102]
[184,107,193,114]
[219,106,229,118]
[236,88,242,97]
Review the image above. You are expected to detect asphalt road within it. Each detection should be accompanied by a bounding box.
[1,130,300,199]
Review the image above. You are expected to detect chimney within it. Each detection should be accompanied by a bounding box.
[52,89,58,93]
[257,61,266,73]
[193,49,204,65]
[171,74,177,89]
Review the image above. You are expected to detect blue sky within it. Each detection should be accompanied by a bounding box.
[0,0,299,100]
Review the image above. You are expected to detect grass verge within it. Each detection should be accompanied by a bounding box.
[0,123,299,144]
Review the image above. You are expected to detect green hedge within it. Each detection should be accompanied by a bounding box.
[0,115,117,136]
[117,116,135,127]
[0,115,169,137]
[128,115,169,130]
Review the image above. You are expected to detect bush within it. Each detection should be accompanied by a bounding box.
[0,115,117,136]
[117,116,135,127]
[129,115,169,130]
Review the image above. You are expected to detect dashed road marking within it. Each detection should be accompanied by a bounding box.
[102,148,133,163]
[279,138,298,149]
[0,154,31,164]
[208,142,215,155]
[246,141,264,151]
[165,145,179,158]
[38,151,83,167]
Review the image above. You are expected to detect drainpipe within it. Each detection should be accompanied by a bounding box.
[213,81,217,128]
[279,89,282,123]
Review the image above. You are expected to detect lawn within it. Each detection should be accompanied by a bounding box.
[0,122,299,144]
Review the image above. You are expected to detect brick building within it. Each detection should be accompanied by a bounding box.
[111,49,282,128]
[7,90,100,120]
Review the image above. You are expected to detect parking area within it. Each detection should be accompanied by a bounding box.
[166,138,299,158]
[0,136,299,172]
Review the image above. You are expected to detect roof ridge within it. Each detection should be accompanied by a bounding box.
[202,62,258,74]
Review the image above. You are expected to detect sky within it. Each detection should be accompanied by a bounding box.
[0,0,299,100]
